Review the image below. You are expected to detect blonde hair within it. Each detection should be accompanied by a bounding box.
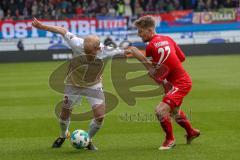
[134,16,156,29]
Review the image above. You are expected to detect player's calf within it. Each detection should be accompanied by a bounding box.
[155,103,175,150]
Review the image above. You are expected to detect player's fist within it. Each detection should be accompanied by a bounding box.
[32,17,45,30]
[119,41,132,49]
[163,81,174,94]
[124,46,137,56]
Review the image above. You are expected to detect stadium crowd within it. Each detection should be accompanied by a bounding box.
[0,0,239,20]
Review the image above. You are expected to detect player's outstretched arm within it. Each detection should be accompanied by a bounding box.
[126,47,171,88]
[126,46,155,74]
[31,17,67,36]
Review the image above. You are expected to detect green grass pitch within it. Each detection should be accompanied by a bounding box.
[0,55,240,160]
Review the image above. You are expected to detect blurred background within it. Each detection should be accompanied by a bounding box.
[0,0,240,61]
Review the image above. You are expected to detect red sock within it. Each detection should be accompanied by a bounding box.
[160,116,174,140]
[175,110,193,135]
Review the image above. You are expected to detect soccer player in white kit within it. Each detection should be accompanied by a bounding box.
[32,18,129,150]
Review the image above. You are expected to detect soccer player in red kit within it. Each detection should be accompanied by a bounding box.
[129,16,200,150]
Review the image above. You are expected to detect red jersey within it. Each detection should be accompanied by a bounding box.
[146,34,190,85]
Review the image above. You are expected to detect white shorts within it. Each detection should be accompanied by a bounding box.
[63,82,105,108]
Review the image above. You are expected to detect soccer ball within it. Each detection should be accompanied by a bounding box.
[70,129,90,149]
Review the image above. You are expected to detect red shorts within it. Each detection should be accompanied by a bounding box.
[162,75,192,109]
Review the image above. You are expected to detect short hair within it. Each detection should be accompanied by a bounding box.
[134,16,156,29]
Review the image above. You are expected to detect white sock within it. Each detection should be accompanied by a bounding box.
[88,119,102,139]
[59,119,70,138]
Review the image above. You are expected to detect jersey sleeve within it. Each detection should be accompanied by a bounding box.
[99,45,125,59]
[168,37,185,62]
[63,32,84,50]
[174,43,185,62]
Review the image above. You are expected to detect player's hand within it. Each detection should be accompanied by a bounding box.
[32,17,45,30]
[162,80,174,94]
[124,49,132,56]
[123,46,135,56]
[119,41,132,49]
[148,67,156,77]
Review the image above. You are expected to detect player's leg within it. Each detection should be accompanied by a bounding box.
[172,108,200,144]
[89,104,105,139]
[59,97,72,138]
[52,86,80,148]
[86,83,105,150]
[155,102,175,150]
[52,98,72,148]
[169,83,200,144]
[86,103,105,150]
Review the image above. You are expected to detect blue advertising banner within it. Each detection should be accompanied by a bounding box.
[0,17,128,40]
[156,22,240,33]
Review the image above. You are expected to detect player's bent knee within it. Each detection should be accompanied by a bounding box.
[155,105,170,120]
[95,116,104,123]
[94,111,105,122]
[170,108,179,119]
[92,103,105,122]
[172,112,182,122]
[60,114,70,121]
[60,107,72,121]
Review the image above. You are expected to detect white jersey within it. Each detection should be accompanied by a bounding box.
[63,32,125,58]
[63,32,124,87]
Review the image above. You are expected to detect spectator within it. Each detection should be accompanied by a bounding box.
[37,1,45,18]
[17,39,24,51]
[9,0,18,17]
[0,0,8,15]
[155,0,167,13]
[180,0,193,9]
[135,0,143,16]
[23,7,29,19]
[130,0,136,15]
[211,0,219,10]
[0,0,239,20]
[196,0,207,11]
[99,6,109,15]
[0,7,4,20]
[5,9,13,20]
[116,0,125,16]
[140,0,150,11]
[14,9,23,20]
[224,0,236,8]
[31,0,38,17]
[67,1,75,16]
[49,2,57,18]
[75,3,84,16]
[165,0,175,12]
[25,0,34,16]
[173,0,183,10]
[191,0,198,9]
[108,2,117,16]
[86,0,97,15]
[17,0,25,15]
[95,0,109,15]
[124,0,132,16]
[145,0,155,13]
[60,0,68,10]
